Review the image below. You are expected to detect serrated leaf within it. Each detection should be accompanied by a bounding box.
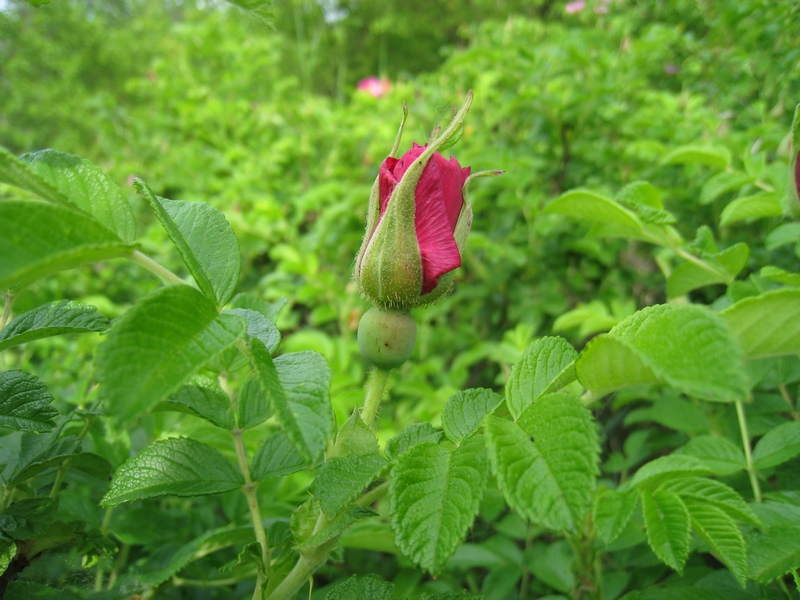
[577,304,748,402]
[616,182,676,224]
[628,455,712,490]
[250,431,305,481]
[641,489,690,572]
[135,179,240,306]
[96,285,246,420]
[662,477,759,527]
[666,243,749,297]
[390,435,488,575]
[236,376,272,430]
[485,393,599,532]
[315,454,387,516]
[442,388,503,445]
[249,340,332,462]
[544,189,644,235]
[678,436,746,476]
[700,171,754,205]
[3,433,80,485]
[0,201,133,290]
[101,437,244,505]
[22,150,136,242]
[384,423,443,461]
[661,145,731,169]
[225,308,280,354]
[297,505,376,550]
[592,488,638,546]
[721,289,800,358]
[505,336,578,419]
[683,497,747,585]
[0,498,57,539]
[0,300,108,351]
[746,502,800,583]
[0,145,69,206]
[323,574,395,600]
[0,371,58,432]
[157,377,234,430]
[752,421,800,470]
[720,192,783,226]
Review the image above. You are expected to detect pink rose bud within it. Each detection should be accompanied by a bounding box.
[355,92,501,309]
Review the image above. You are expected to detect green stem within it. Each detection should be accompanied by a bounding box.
[356,481,389,508]
[360,367,391,427]
[94,506,115,591]
[106,543,129,591]
[266,536,337,600]
[50,408,97,498]
[129,250,185,285]
[736,400,762,503]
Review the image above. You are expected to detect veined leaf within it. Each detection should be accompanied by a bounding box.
[662,477,759,527]
[678,436,746,476]
[720,192,783,226]
[95,285,246,420]
[752,421,800,470]
[297,506,376,550]
[577,304,747,402]
[485,393,599,532]
[544,189,644,235]
[746,502,800,583]
[683,497,747,585]
[390,435,488,575]
[721,289,800,358]
[505,336,577,419]
[323,574,395,600]
[101,437,244,505]
[3,433,80,485]
[224,308,280,354]
[442,388,503,445]
[250,431,305,481]
[225,0,275,27]
[315,453,387,517]
[0,201,133,291]
[661,145,731,170]
[136,180,241,307]
[0,300,108,351]
[0,145,69,207]
[666,243,749,298]
[0,371,58,432]
[700,171,754,205]
[628,455,712,490]
[157,377,234,430]
[592,487,639,546]
[384,423,443,461]
[641,489,690,572]
[236,376,272,430]
[22,150,136,242]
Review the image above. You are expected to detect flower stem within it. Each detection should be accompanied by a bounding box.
[360,367,391,427]
[736,399,762,503]
[129,250,185,285]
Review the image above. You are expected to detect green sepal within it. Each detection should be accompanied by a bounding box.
[786,103,800,217]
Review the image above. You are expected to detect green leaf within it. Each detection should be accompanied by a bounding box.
[0,498,57,539]
[229,293,286,322]
[683,497,747,585]
[759,266,800,287]
[249,340,332,462]
[700,171,754,205]
[101,437,244,505]
[628,455,712,490]
[384,423,443,461]
[661,145,731,169]
[746,502,800,583]
[315,454,387,517]
[136,180,241,306]
[0,145,69,207]
[236,376,272,430]
[225,308,280,354]
[721,289,800,358]
[666,243,749,297]
[577,304,748,402]
[485,393,599,532]
[22,150,136,242]
[96,285,246,420]
[3,433,80,485]
[225,0,275,27]
[641,489,690,572]
[616,181,676,225]
[752,421,800,470]
[250,431,306,481]
[720,192,783,226]
[323,574,395,600]
[442,388,503,445]
[297,505,376,550]
[0,201,133,290]
[157,377,234,430]
[592,487,639,546]
[505,336,577,419]
[0,534,15,577]
[0,300,108,351]
[765,223,800,251]
[390,435,488,575]
[0,371,58,432]
[544,189,645,235]
[678,436,746,476]
[661,477,759,527]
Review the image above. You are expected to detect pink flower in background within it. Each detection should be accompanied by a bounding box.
[565,1,586,13]
[357,77,391,98]
[664,64,680,74]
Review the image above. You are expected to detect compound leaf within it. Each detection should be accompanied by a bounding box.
[641,489,690,572]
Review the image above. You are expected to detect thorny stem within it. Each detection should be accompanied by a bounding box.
[129,249,185,286]
[736,399,763,503]
[360,367,391,427]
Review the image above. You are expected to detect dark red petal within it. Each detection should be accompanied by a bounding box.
[414,156,462,293]
[430,153,469,231]
[378,157,400,215]
[392,143,427,180]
